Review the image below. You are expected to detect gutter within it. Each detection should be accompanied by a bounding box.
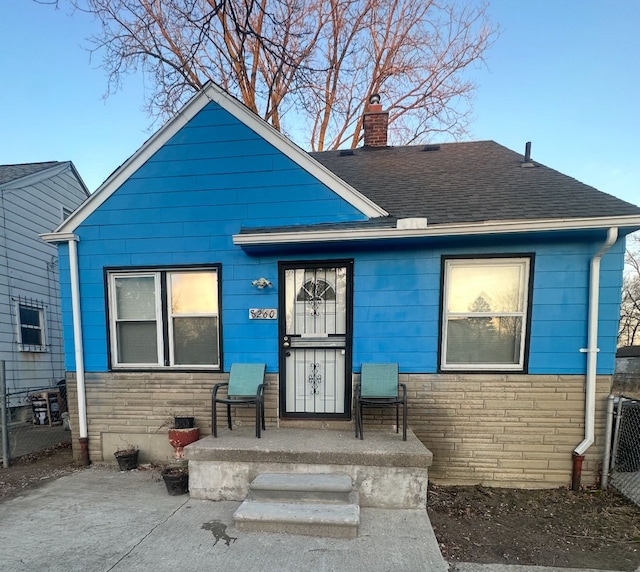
[40,233,90,465]
[232,215,640,246]
[572,227,618,489]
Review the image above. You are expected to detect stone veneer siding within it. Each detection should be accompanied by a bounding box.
[65,372,610,488]
[401,373,610,488]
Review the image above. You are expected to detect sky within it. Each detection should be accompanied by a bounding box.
[0,1,638,207]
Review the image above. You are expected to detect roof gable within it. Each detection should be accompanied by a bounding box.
[53,82,387,236]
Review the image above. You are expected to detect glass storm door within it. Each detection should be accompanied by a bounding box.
[280,263,352,417]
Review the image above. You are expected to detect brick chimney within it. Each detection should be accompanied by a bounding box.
[363,94,389,148]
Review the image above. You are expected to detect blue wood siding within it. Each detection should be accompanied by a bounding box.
[65,101,367,371]
[58,102,625,377]
[61,229,625,376]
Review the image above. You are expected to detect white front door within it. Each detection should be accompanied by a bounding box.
[280,263,352,417]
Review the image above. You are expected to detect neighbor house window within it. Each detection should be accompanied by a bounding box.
[108,267,220,369]
[15,300,47,352]
[441,257,531,371]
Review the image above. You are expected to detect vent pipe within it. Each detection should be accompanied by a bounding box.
[522,141,534,168]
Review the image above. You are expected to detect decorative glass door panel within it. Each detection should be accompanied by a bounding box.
[280,265,351,416]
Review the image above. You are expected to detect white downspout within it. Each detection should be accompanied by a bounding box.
[574,227,618,457]
[68,237,90,464]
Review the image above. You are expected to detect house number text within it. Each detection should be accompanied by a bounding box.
[249,308,277,320]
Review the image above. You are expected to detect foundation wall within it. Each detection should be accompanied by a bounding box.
[65,371,610,488]
[400,373,610,488]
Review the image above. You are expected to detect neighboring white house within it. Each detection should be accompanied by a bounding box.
[615,346,640,392]
[0,162,89,414]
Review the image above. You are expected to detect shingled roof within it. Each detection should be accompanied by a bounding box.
[49,83,640,241]
[310,141,640,225]
[0,162,63,186]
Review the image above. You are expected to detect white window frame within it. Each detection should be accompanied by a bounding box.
[108,268,220,370]
[166,271,220,368]
[108,272,163,368]
[441,257,531,371]
[15,300,48,352]
[61,205,73,221]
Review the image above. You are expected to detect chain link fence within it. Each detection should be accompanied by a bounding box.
[1,362,71,468]
[609,396,640,506]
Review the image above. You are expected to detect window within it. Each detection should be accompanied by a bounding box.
[61,206,73,221]
[15,300,47,351]
[441,257,531,371]
[108,267,220,369]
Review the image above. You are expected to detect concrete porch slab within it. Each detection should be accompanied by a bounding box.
[186,427,432,509]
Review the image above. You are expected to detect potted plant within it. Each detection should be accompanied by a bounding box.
[161,465,189,495]
[167,416,200,459]
[114,444,139,471]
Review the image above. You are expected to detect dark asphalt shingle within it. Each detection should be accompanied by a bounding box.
[310,141,640,224]
[0,162,62,186]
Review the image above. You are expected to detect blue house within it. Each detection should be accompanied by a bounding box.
[42,83,640,488]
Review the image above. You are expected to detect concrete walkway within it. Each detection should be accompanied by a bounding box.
[0,466,447,572]
[0,466,635,572]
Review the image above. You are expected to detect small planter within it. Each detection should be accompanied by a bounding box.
[114,449,139,471]
[168,427,200,459]
[162,467,189,495]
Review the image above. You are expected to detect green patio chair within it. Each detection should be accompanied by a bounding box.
[355,363,407,441]
[212,363,266,438]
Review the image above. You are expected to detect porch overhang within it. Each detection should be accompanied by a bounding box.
[233,215,640,248]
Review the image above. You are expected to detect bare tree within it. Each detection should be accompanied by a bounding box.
[619,232,640,347]
[301,0,496,150]
[59,0,496,150]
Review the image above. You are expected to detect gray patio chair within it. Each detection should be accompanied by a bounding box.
[355,363,407,441]
[212,363,266,438]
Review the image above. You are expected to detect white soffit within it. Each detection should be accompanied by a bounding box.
[51,82,387,236]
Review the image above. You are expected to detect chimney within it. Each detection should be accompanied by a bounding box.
[363,94,389,148]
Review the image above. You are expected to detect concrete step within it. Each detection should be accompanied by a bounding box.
[234,472,361,538]
[233,501,360,539]
[248,473,354,504]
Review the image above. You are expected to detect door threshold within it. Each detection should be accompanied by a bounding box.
[279,419,353,431]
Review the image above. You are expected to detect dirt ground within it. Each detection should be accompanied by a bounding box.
[0,442,84,500]
[428,483,640,571]
[2,445,640,570]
